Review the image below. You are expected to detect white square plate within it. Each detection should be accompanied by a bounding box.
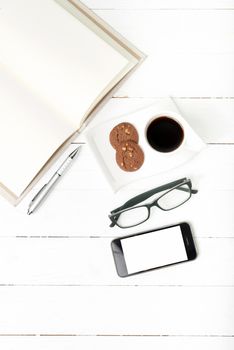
[85,99,206,191]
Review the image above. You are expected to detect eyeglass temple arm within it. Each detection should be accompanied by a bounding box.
[111,178,196,214]
[109,178,188,227]
[180,187,198,194]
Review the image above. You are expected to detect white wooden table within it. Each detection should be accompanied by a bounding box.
[0,0,234,348]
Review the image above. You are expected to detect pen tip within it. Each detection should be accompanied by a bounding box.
[70,146,81,159]
[27,210,32,215]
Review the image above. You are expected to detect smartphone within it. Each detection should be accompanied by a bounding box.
[111,222,196,277]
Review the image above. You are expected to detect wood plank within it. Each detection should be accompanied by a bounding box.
[0,237,232,286]
[2,186,234,237]
[0,336,233,350]
[0,144,231,237]
[84,98,234,143]
[0,286,232,335]
[87,10,234,97]
[84,0,234,9]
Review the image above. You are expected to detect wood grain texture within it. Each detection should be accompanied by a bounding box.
[1,187,233,237]
[84,0,234,9]
[0,286,233,335]
[0,237,232,286]
[0,336,233,349]
[84,98,234,143]
[85,9,234,97]
[0,143,232,237]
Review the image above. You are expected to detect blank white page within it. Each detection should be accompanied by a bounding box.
[0,67,75,196]
[0,0,132,126]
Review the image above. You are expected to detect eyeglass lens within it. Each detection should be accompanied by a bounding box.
[117,206,149,228]
[157,183,191,210]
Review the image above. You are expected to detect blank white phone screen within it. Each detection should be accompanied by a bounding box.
[121,226,188,274]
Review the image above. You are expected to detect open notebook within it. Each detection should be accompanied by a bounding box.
[0,0,145,205]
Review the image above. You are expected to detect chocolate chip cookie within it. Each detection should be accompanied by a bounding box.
[109,122,139,149]
[116,141,144,172]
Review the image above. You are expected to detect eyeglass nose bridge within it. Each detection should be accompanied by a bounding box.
[144,202,156,216]
[146,196,161,210]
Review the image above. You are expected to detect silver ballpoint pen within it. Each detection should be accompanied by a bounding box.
[27,146,81,215]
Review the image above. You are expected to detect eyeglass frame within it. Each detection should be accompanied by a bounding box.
[108,177,198,229]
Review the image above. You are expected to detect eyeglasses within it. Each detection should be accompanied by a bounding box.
[109,178,198,229]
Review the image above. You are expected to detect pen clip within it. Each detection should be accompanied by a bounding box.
[31,184,47,202]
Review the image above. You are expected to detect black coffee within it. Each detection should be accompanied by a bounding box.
[146,116,184,152]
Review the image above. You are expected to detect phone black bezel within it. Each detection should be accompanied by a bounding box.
[111,222,197,277]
